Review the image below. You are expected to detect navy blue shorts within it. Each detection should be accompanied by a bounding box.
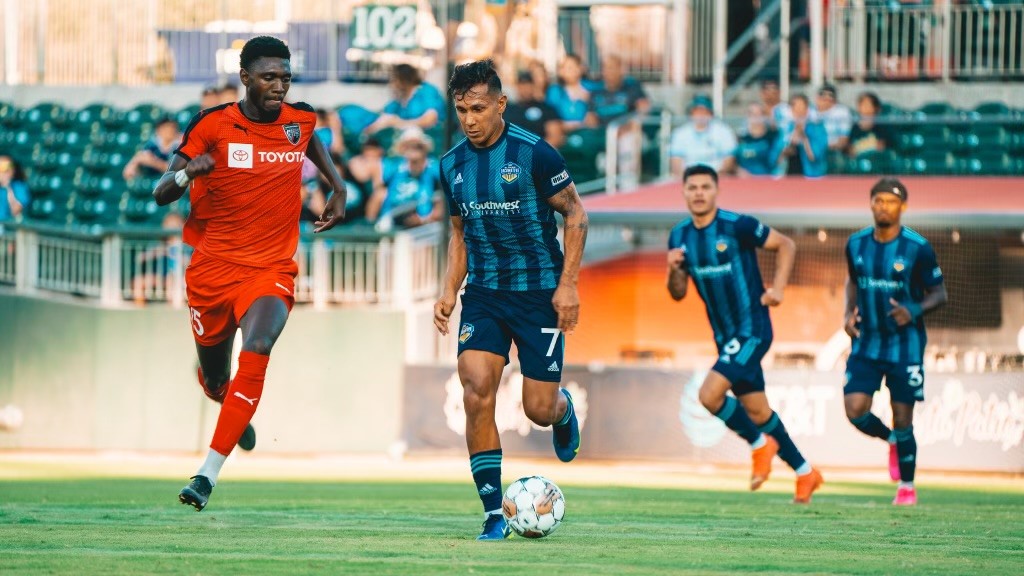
[711,335,772,396]
[844,355,925,404]
[457,285,564,382]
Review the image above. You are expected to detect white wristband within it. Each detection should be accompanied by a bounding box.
[174,169,191,188]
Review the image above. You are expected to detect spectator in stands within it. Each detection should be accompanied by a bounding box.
[669,95,737,176]
[0,155,30,222]
[584,55,651,127]
[760,77,791,127]
[505,71,565,148]
[735,104,779,177]
[132,211,185,305]
[200,84,220,109]
[218,82,240,105]
[365,64,445,135]
[545,54,591,131]
[123,116,182,181]
[366,129,442,231]
[847,91,890,158]
[314,108,344,156]
[347,137,386,190]
[816,84,853,152]
[526,59,550,98]
[774,94,829,178]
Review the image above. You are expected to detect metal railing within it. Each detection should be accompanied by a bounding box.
[0,221,443,309]
[828,2,1024,81]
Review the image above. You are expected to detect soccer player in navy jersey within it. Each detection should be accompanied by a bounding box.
[843,178,947,506]
[667,165,823,503]
[433,60,588,540]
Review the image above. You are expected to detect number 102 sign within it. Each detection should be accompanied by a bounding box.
[350,5,418,51]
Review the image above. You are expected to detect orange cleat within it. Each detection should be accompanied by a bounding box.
[793,468,824,504]
[750,436,779,491]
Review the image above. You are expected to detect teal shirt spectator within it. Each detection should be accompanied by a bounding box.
[380,156,441,218]
[383,83,446,124]
[586,78,648,125]
[735,129,779,176]
[0,181,30,221]
[774,116,829,177]
[545,84,589,123]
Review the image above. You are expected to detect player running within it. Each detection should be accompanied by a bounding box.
[153,36,349,511]
[433,60,588,540]
[843,178,947,506]
[667,165,823,503]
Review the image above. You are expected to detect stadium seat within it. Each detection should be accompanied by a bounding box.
[22,102,70,128]
[560,128,607,184]
[902,151,955,175]
[973,101,1010,120]
[33,150,76,174]
[121,103,167,131]
[90,130,138,153]
[912,102,956,121]
[68,194,118,225]
[73,171,123,199]
[0,101,20,128]
[71,104,116,134]
[952,124,1008,152]
[120,196,165,225]
[126,177,158,198]
[894,131,926,154]
[956,152,1011,175]
[848,150,898,175]
[26,194,70,224]
[175,104,200,129]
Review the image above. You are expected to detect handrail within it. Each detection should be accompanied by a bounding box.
[712,0,783,116]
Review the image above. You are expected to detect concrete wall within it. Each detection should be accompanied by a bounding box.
[0,292,406,454]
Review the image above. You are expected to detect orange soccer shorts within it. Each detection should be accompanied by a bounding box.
[184,250,298,346]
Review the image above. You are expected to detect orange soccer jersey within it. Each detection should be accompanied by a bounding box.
[176,102,315,346]
[176,102,316,267]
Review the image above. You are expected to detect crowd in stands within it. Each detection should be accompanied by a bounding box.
[2,55,1023,236]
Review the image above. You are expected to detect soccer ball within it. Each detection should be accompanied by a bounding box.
[501,476,565,538]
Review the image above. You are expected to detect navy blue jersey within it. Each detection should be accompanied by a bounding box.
[440,122,573,291]
[846,226,944,364]
[668,210,773,346]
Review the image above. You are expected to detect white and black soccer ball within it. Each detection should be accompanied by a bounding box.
[501,476,565,538]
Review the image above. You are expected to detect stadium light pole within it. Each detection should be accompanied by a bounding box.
[810,0,824,90]
[780,0,791,103]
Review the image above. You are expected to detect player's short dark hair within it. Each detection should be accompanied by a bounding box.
[870,177,908,201]
[391,64,421,87]
[683,164,719,185]
[448,59,502,99]
[240,36,290,71]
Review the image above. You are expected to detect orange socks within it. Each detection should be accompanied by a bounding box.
[209,351,268,455]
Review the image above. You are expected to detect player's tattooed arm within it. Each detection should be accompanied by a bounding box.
[153,153,214,206]
[667,249,688,301]
[546,183,589,333]
[434,216,468,336]
[759,228,796,306]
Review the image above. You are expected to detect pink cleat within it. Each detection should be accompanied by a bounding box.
[893,485,917,506]
[888,442,900,482]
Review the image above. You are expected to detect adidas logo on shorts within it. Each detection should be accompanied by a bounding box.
[548,361,559,372]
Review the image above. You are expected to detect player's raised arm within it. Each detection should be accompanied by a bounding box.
[759,228,796,307]
[434,215,468,335]
[153,153,214,206]
[545,182,588,333]
[307,131,348,232]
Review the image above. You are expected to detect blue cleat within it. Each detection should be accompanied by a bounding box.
[552,388,580,463]
[477,513,511,541]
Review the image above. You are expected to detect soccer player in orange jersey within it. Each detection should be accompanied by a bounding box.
[153,36,348,511]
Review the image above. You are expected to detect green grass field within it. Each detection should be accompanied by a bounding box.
[2,469,1022,575]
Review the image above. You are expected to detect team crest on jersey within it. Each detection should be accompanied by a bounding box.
[499,162,521,184]
[459,323,475,344]
[716,240,729,253]
[283,122,301,145]
[893,258,906,273]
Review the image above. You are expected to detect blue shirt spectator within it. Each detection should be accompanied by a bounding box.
[123,117,181,181]
[774,95,829,178]
[367,130,442,230]
[584,55,650,126]
[0,155,31,221]
[735,104,779,177]
[545,54,591,128]
[816,84,854,151]
[366,64,445,135]
[669,95,738,175]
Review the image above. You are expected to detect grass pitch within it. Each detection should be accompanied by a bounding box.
[1,461,1022,575]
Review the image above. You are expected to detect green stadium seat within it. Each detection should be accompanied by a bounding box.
[903,151,955,175]
[973,101,1010,119]
[68,193,117,225]
[175,104,201,129]
[90,130,139,153]
[121,103,167,130]
[72,104,117,134]
[848,150,898,175]
[73,171,123,198]
[22,102,69,128]
[894,131,926,154]
[120,196,165,225]
[912,102,956,121]
[126,177,157,198]
[952,124,1008,152]
[0,101,20,128]
[1009,131,1024,154]
[956,152,1011,175]
[33,150,76,173]
[26,194,70,224]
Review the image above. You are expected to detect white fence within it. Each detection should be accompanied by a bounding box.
[829,2,1024,81]
[0,222,443,309]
